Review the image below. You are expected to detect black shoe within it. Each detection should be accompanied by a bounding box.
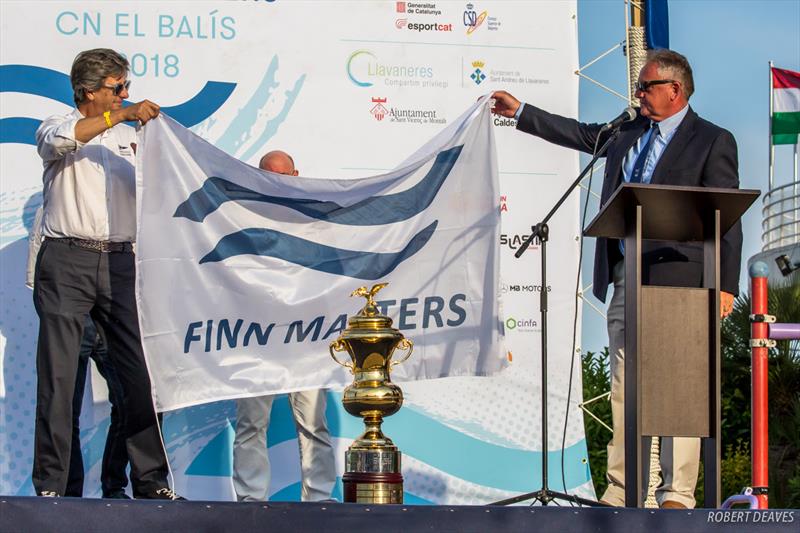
[139,487,186,500]
[103,490,132,499]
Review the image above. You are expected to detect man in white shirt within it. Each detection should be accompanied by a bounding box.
[32,48,181,499]
[232,151,337,502]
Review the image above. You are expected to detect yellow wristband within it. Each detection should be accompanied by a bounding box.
[103,111,113,128]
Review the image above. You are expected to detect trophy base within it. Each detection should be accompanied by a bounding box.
[342,472,403,504]
[343,448,403,504]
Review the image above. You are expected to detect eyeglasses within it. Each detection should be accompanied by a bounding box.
[100,80,131,96]
[634,79,676,93]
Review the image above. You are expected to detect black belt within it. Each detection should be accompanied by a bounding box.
[47,237,133,253]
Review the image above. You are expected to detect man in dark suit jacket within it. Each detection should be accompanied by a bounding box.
[491,49,741,509]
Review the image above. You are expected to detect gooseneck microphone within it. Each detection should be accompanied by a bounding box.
[599,106,637,132]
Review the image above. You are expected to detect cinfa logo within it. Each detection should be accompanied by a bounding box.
[505,316,538,332]
[371,97,389,121]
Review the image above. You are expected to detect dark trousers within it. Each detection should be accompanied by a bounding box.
[32,239,169,497]
[65,317,130,497]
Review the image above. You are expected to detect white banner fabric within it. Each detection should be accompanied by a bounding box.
[137,101,505,411]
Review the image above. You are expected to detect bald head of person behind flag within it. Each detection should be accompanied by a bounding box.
[259,150,299,176]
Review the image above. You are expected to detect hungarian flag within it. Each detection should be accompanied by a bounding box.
[772,66,800,145]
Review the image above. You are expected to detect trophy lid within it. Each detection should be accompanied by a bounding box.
[346,283,397,333]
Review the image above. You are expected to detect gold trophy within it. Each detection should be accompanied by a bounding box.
[329,283,413,504]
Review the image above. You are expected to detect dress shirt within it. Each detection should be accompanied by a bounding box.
[621,104,689,184]
[35,109,138,242]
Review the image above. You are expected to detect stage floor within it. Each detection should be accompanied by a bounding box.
[1,497,797,533]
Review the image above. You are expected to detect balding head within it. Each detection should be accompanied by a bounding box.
[259,150,298,176]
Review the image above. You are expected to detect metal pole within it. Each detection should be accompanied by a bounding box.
[749,262,770,509]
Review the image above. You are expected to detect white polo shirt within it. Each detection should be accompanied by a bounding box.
[35,108,138,242]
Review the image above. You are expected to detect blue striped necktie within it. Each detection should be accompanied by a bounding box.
[630,123,659,184]
[620,122,659,255]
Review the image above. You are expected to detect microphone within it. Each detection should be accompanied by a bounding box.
[600,106,637,131]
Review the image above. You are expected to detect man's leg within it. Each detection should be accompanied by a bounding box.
[64,316,97,497]
[289,390,336,501]
[89,324,131,498]
[32,240,96,496]
[655,437,700,508]
[233,395,274,501]
[92,250,170,498]
[601,260,626,506]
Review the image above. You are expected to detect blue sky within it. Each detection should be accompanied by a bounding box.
[575,0,800,354]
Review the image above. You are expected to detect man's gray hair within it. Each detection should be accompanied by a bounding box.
[646,49,694,99]
[70,48,129,105]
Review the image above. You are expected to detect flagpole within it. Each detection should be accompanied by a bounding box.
[769,61,774,191]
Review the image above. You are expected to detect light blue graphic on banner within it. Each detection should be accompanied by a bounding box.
[174,145,463,224]
[182,393,591,496]
[214,55,305,160]
[200,221,437,280]
[0,65,236,144]
[184,422,234,477]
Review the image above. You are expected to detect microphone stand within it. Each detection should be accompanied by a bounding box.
[490,128,620,507]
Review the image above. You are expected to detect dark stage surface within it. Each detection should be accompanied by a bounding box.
[1,497,797,533]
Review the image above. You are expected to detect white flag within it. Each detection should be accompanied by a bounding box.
[135,98,505,411]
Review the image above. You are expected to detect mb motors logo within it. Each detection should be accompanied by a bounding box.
[470,60,486,85]
[370,97,389,121]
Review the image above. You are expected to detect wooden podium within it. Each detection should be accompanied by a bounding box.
[584,183,759,508]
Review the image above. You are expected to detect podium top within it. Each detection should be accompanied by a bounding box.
[584,183,759,241]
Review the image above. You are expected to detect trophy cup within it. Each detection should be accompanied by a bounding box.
[329,283,413,504]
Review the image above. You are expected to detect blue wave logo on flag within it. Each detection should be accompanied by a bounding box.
[176,145,463,279]
[0,65,236,145]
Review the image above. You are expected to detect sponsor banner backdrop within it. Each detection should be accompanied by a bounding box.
[0,1,590,503]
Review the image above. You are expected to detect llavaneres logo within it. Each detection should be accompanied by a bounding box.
[346,50,378,87]
[346,50,444,89]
